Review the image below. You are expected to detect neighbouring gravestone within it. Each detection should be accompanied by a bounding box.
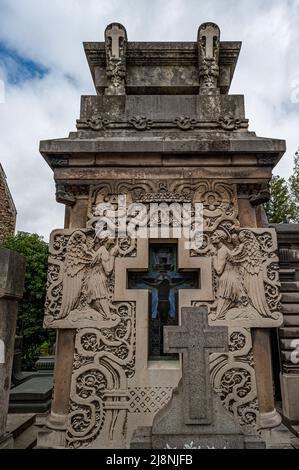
[0,247,26,448]
[131,307,265,449]
[11,336,28,386]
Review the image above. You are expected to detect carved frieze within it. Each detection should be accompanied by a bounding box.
[76,114,249,132]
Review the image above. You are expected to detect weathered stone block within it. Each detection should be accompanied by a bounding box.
[0,248,26,299]
[0,248,25,444]
[280,373,299,422]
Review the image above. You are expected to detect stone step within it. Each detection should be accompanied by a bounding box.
[5,413,38,449]
[13,425,37,450]
[283,316,299,327]
[282,293,299,303]
[281,282,299,292]
[291,438,299,449]
[281,350,299,363]
[282,304,299,315]
[280,338,299,350]
[280,327,299,338]
[279,268,296,278]
[282,363,299,373]
[6,414,35,440]
[262,423,298,449]
[9,375,53,414]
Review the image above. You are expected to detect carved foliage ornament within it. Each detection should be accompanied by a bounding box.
[209,328,259,432]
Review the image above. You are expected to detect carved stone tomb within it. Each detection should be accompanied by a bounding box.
[38,22,285,449]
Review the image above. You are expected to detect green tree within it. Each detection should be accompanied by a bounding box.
[1,232,55,366]
[289,149,299,206]
[265,150,299,223]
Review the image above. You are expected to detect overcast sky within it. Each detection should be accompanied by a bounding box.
[0,0,298,240]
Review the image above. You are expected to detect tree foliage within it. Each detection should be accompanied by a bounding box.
[265,149,299,224]
[1,232,55,366]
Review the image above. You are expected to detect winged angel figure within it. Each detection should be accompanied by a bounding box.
[211,229,274,321]
[60,231,119,321]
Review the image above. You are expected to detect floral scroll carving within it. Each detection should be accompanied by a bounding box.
[209,328,259,433]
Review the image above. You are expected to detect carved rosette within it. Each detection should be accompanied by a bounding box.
[218,113,249,131]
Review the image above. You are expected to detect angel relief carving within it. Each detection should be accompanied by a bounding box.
[45,229,136,328]
[208,228,282,327]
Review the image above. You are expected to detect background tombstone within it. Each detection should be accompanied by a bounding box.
[132,307,265,449]
[0,247,26,448]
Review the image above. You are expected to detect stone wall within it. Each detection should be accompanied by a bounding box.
[0,164,16,243]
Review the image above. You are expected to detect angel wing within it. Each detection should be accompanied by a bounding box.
[60,236,91,319]
[235,233,270,317]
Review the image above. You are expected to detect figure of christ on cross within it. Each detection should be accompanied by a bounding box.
[128,244,198,360]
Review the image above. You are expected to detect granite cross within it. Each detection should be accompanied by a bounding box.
[164,306,228,425]
[106,24,126,59]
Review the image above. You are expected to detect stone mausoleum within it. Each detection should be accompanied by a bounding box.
[37,23,299,449]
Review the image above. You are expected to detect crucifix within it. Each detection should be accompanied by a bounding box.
[164,306,228,425]
[128,244,198,360]
[105,23,127,59]
[198,22,220,60]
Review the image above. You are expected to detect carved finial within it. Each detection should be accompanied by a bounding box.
[197,22,220,94]
[105,23,127,95]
